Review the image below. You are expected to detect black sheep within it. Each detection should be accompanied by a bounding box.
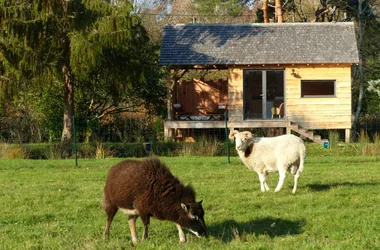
[102,158,207,243]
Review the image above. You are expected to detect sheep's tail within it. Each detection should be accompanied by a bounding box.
[297,145,306,174]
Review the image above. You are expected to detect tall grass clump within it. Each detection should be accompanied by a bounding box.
[45,143,69,159]
[0,143,6,158]
[373,132,380,145]
[95,142,116,159]
[177,143,194,156]
[358,130,380,156]
[177,137,222,156]
[95,143,105,159]
[196,136,222,156]
[0,143,27,159]
[328,130,340,148]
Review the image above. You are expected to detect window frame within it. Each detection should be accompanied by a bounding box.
[300,80,336,98]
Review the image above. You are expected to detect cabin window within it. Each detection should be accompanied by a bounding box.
[301,80,336,97]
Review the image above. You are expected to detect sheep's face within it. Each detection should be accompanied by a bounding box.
[230,131,253,151]
[181,201,207,238]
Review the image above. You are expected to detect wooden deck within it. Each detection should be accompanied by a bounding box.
[164,119,352,143]
[164,120,226,129]
[164,119,288,130]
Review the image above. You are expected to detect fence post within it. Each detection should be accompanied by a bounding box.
[224,111,230,164]
[73,115,78,167]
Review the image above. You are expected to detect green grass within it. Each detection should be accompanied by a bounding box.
[1,156,380,249]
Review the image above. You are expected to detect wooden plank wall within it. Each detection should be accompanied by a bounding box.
[175,79,228,115]
[286,65,352,129]
[228,64,352,129]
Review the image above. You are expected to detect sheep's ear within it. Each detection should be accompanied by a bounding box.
[181,203,189,213]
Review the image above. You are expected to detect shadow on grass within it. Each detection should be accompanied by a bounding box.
[306,182,380,192]
[208,217,305,242]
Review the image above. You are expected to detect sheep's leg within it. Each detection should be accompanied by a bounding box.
[258,173,269,192]
[176,223,186,243]
[292,170,300,194]
[128,215,139,243]
[264,181,270,191]
[292,154,305,194]
[275,169,286,192]
[140,216,150,241]
[103,204,118,237]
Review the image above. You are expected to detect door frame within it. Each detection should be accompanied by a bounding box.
[243,69,285,120]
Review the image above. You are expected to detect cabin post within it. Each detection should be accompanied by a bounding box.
[286,121,292,134]
[345,129,351,143]
[286,127,291,135]
[164,127,173,141]
[167,72,173,121]
[165,71,174,141]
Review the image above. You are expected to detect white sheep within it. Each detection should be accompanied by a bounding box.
[229,130,306,194]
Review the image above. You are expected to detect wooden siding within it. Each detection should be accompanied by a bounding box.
[286,65,352,129]
[227,64,352,129]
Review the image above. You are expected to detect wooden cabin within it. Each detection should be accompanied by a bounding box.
[160,22,359,143]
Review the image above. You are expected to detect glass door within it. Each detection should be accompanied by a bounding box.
[243,70,284,120]
[243,70,263,119]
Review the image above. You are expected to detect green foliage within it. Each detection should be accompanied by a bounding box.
[0,0,166,139]
[367,79,380,112]
[0,156,380,249]
[193,0,249,17]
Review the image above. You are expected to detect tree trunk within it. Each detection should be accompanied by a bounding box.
[275,0,283,23]
[61,35,74,143]
[263,0,269,23]
[62,63,74,143]
[352,0,365,140]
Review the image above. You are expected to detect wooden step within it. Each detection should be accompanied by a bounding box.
[313,135,321,141]
[298,128,313,138]
[288,121,328,145]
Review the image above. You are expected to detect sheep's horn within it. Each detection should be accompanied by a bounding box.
[229,130,239,140]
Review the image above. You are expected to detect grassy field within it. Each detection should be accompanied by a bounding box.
[1,156,380,249]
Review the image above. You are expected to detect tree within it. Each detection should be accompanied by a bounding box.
[263,0,269,22]
[350,0,379,138]
[0,0,157,143]
[275,0,283,22]
[74,41,166,119]
[193,0,252,21]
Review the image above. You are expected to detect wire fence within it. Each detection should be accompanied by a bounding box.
[0,114,232,160]
[1,113,380,160]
